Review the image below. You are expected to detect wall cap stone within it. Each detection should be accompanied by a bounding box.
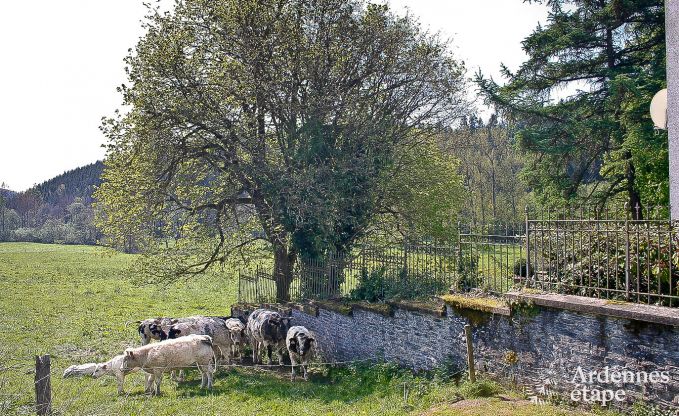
[506,292,679,327]
[440,294,511,316]
[387,300,446,317]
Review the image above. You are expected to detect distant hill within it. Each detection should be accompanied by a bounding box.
[2,161,104,244]
[29,161,104,205]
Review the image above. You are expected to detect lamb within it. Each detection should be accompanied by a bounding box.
[92,354,137,394]
[63,354,138,395]
[286,326,315,381]
[122,334,216,396]
[246,309,292,365]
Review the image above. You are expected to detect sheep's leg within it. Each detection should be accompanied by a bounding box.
[116,372,125,395]
[302,359,308,381]
[153,371,163,396]
[199,367,207,389]
[266,344,273,365]
[144,373,154,394]
[206,360,215,389]
[277,348,285,367]
[251,340,259,364]
[290,355,297,381]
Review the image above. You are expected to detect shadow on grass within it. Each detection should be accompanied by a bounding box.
[172,364,386,404]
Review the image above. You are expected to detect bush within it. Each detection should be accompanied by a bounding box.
[451,252,479,292]
[350,268,386,302]
[458,379,501,398]
[535,229,679,305]
[350,266,450,302]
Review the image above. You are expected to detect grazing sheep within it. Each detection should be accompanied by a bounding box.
[122,334,216,396]
[246,309,292,365]
[286,326,315,381]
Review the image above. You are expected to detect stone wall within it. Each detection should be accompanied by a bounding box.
[232,297,679,409]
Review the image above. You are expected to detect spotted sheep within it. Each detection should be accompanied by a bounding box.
[135,317,180,344]
[122,334,216,396]
[246,309,293,365]
[286,326,316,381]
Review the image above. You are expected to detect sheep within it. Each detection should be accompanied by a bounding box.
[224,317,247,360]
[122,334,216,396]
[63,354,138,395]
[167,317,233,364]
[286,326,315,381]
[246,309,292,365]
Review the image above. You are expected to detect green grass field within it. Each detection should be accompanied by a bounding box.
[0,243,609,415]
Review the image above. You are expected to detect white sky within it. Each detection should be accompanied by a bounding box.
[0,0,547,192]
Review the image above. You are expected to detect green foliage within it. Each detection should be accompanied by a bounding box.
[96,0,468,299]
[534,228,679,306]
[379,136,465,240]
[350,267,388,302]
[477,0,667,210]
[458,380,502,399]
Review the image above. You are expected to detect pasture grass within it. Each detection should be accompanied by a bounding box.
[0,243,609,415]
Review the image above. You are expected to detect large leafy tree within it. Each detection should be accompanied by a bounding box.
[96,0,466,300]
[477,0,667,217]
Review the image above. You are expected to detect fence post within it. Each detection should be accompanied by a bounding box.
[35,354,51,416]
[238,269,242,303]
[524,206,531,285]
[464,324,476,383]
[457,221,462,269]
[624,203,631,300]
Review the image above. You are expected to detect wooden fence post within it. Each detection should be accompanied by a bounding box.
[35,354,51,415]
[464,324,476,383]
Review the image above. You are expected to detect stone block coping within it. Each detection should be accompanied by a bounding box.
[506,291,679,327]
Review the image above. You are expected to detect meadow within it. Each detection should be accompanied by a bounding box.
[0,243,610,415]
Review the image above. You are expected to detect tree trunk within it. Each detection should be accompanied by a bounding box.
[274,245,296,302]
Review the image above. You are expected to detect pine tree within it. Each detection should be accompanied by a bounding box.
[477,0,667,218]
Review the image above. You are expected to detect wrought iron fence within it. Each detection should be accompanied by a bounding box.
[238,206,679,307]
[524,206,678,307]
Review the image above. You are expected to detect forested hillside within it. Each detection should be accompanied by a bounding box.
[0,162,103,244]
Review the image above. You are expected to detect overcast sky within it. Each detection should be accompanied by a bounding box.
[0,1,547,192]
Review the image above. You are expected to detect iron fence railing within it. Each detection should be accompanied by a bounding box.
[525,206,678,307]
[238,206,679,307]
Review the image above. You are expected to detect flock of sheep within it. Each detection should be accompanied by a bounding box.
[63,308,316,395]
